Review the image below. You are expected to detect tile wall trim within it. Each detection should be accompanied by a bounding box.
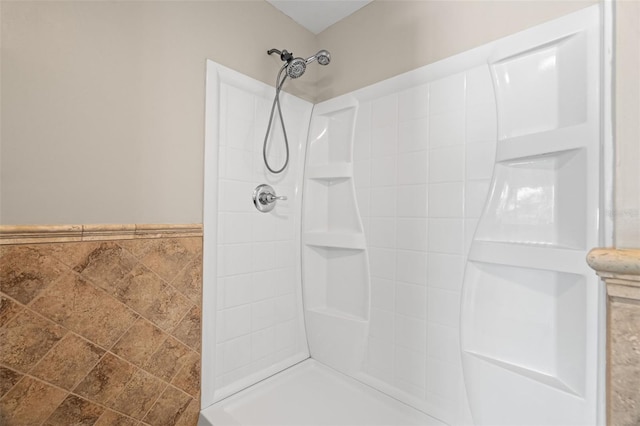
[588,248,640,303]
[0,223,204,245]
[587,248,640,425]
[587,248,640,279]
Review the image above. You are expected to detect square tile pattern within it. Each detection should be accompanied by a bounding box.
[0,237,202,425]
[354,65,497,424]
[214,81,307,391]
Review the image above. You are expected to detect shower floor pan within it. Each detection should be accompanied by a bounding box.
[199,359,443,426]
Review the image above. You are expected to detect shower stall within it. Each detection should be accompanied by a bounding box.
[200,4,610,425]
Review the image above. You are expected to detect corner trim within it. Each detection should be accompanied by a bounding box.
[587,248,640,277]
[587,248,640,303]
[0,223,203,244]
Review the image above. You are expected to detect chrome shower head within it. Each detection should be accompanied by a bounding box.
[286,57,307,79]
[309,50,331,66]
[268,48,330,80]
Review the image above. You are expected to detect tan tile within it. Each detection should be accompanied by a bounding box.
[171,351,200,397]
[108,369,166,420]
[116,264,192,331]
[171,305,201,351]
[117,239,158,258]
[610,299,640,425]
[31,333,104,390]
[73,352,137,404]
[0,309,66,372]
[0,377,67,425]
[43,394,104,425]
[0,295,22,327]
[0,245,68,304]
[0,366,23,398]
[30,273,138,348]
[174,398,200,426]
[143,385,192,426]
[144,337,192,382]
[170,256,202,304]
[73,242,138,293]
[38,241,102,269]
[181,237,203,254]
[95,409,139,426]
[111,318,168,367]
[135,238,200,283]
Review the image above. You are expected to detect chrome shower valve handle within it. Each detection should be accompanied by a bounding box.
[261,192,287,204]
[253,184,286,213]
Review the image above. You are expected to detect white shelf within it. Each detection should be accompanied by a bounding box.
[495,124,590,162]
[306,163,353,180]
[306,307,369,323]
[468,241,589,274]
[304,232,366,250]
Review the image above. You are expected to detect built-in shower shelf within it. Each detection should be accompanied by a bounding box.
[495,124,590,162]
[464,350,582,397]
[468,241,588,274]
[306,163,353,180]
[307,306,368,322]
[304,232,366,250]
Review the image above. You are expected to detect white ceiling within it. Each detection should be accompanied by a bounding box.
[266,0,372,35]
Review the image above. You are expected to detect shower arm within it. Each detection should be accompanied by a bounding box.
[267,48,293,63]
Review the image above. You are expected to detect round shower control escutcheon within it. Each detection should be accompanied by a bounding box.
[252,184,287,213]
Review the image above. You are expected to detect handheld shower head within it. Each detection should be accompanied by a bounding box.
[286,57,307,79]
[307,50,331,66]
[268,48,331,79]
[263,47,332,175]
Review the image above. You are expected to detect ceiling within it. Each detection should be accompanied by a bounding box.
[266,0,372,34]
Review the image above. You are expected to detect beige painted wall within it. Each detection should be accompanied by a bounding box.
[315,0,596,101]
[2,0,637,246]
[0,1,316,225]
[614,0,640,248]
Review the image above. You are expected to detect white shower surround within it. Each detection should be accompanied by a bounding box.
[202,66,313,405]
[202,4,610,425]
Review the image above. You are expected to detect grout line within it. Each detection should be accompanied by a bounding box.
[0,305,71,370]
[115,239,202,318]
[166,257,203,307]
[139,381,170,424]
[1,245,203,424]
[67,251,190,337]
[23,330,73,382]
[0,289,193,417]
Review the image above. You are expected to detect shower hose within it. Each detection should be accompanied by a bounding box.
[263,64,290,174]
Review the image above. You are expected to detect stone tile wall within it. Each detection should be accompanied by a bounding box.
[0,235,202,425]
[588,248,640,426]
[609,297,640,425]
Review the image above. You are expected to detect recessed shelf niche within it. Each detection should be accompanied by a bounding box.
[474,148,587,249]
[307,107,357,166]
[304,246,369,320]
[301,97,369,376]
[304,178,363,235]
[491,32,588,140]
[463,261,586,396]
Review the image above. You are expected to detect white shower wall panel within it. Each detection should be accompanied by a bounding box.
[301,6,604,425]
[203,61,312,406]
[203,6,605,423]
[347,65,497,424]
